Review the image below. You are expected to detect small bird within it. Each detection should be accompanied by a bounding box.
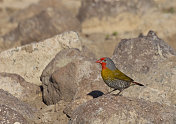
[96,57,144,95]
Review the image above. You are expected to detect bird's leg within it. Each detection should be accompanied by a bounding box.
[114,89,124,96]
[105,89,118,95]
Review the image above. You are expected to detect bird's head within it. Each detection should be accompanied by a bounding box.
[96,57,116,70]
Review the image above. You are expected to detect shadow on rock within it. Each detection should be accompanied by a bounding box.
[87,90,104,98]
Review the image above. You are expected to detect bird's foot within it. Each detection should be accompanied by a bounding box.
[113,90,123,96]
[112,93,122,96]
[105,89,118,95]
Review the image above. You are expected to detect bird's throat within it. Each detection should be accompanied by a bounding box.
[101,63,107,70]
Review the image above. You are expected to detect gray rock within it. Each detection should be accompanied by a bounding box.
[113,30,176,73]
[70,95,176,124]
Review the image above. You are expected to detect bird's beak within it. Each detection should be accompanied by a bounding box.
[96,59,101,63]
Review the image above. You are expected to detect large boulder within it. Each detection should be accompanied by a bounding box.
[0,31,82,85]
[113,30,176,73]
[41,48,109,105]
[112,31,176,106]
[69,95,176,124]
[0,72,40,102]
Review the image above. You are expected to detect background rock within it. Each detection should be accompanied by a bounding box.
[70,95,176,124]
[0,0,40,37]
[77,0,176,57]
[0,31,82,85]
[0,0,81,52]
[2,7,80,46]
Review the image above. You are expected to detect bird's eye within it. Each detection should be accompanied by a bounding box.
[102,60,106,62]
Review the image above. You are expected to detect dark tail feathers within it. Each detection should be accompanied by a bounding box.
[132,82,144,86]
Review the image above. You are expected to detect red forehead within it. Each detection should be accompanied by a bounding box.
[100,57,106,61]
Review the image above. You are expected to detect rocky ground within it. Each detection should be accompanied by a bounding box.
[0,0,176,124]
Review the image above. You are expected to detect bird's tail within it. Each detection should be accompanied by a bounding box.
[132,82,144,86]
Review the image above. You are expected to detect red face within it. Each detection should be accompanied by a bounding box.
[96,57,107,69]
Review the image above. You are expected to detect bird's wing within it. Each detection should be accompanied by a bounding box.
[113,69,133,82]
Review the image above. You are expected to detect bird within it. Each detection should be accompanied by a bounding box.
[96,57,144,95]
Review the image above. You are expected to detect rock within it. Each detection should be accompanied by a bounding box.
[0,0,40,37]
[0,104,28,124]
[0,31,82,85]
[10,0,81,23]
[41,48,108,105]
[111,31,176,106]
[69,95,176,124]
[0,0,81,41]
[0,72,40,102]
[113,30,176,73]
[0,89,36,122]
[2,6,81,46]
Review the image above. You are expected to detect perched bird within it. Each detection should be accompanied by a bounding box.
[96,57,144,95]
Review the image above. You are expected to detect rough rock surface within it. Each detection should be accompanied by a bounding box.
[41,48,108,105]
[111,31,176,106]
[113,30,176,73]
[70,95,176,124]
[0,31,82,85]
[0,104,28,124]
[0,72,40,102]
[0,89,36,122]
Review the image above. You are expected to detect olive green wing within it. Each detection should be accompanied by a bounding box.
[113,69,133,82]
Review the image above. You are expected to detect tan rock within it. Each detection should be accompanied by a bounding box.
[0,31,82,85]
[0,72,40,102]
